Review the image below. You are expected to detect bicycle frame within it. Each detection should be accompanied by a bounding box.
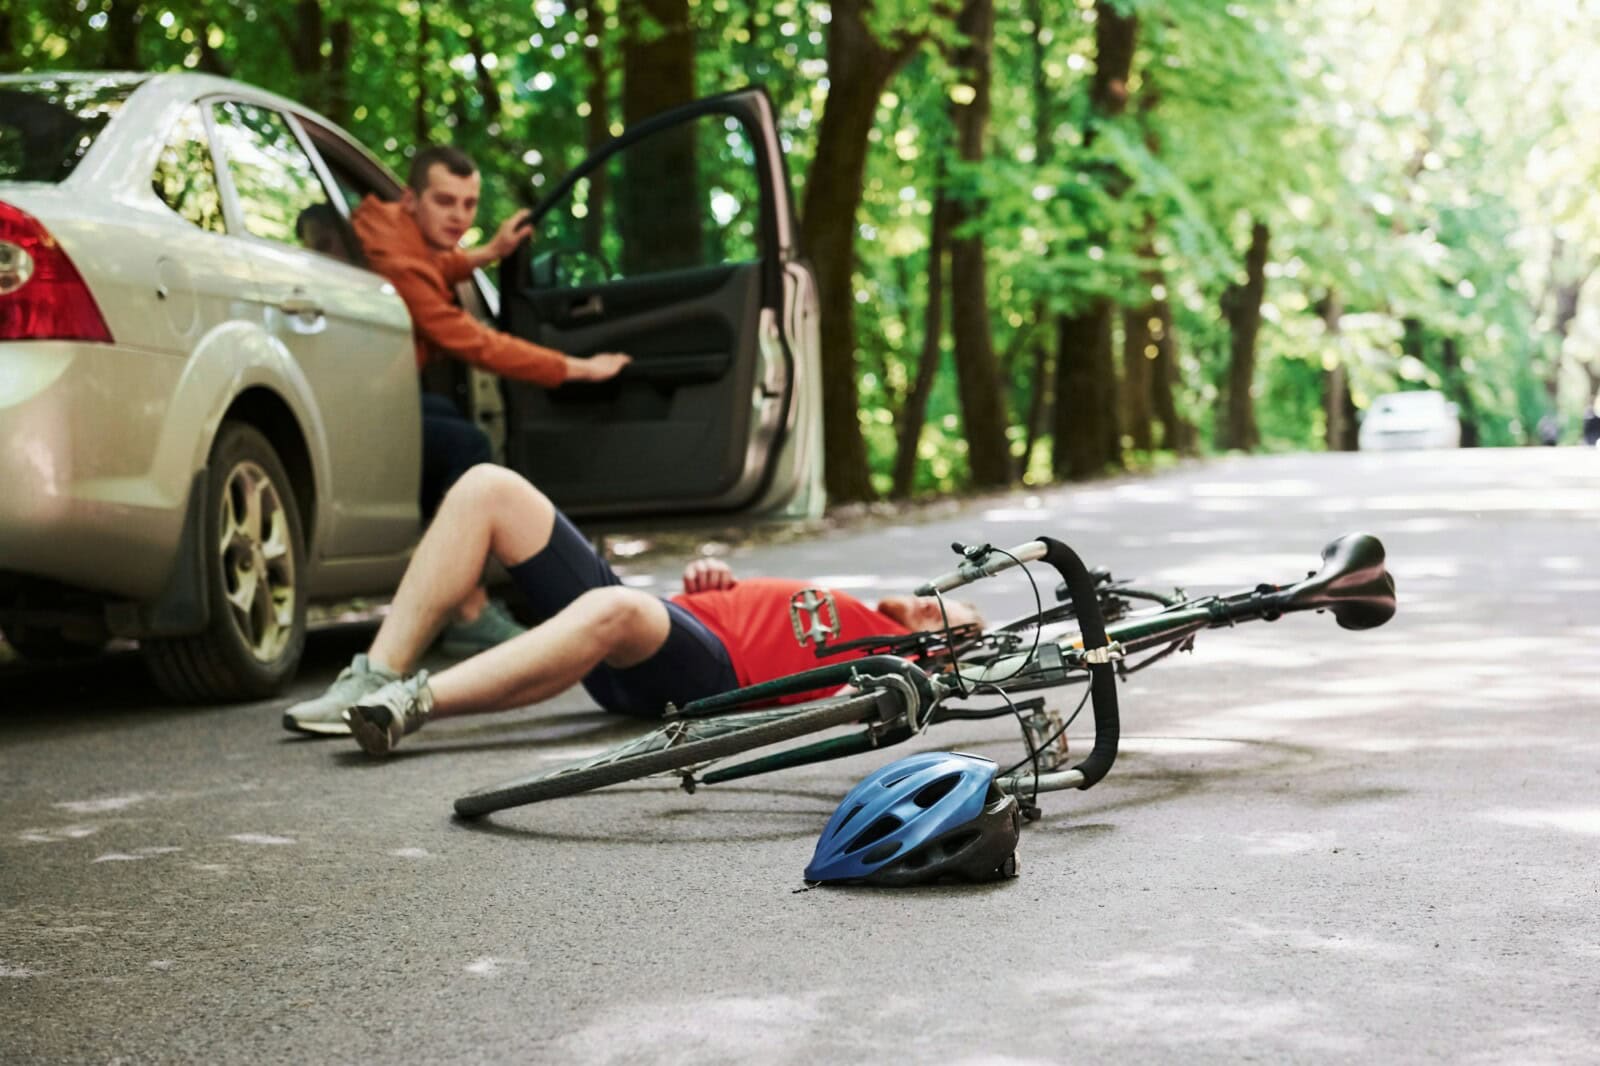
[678,532,1395,797]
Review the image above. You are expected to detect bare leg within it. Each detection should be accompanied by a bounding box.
[454,585,490,623]
[426,587,671,717]
[369,465,556,674]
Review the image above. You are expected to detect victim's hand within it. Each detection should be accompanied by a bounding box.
[682,557,736,593]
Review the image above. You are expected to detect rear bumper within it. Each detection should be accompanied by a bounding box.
[0,341,188,602]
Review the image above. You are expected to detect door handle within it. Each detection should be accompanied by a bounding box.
[569,293,604,318]
[277,291,324,318]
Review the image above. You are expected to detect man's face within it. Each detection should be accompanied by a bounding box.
[404,163,481,251]
[876,595,984,632]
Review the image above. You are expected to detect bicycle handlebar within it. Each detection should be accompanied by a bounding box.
[1034,537,1121,789]
[913,540,1049,595]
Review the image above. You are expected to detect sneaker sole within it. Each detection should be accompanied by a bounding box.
[345,707,397,756]
[281,712,352,737]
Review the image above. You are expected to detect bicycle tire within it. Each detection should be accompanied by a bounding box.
[453,691,887,817]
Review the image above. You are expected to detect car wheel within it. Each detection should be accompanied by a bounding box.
[144,423,308,702]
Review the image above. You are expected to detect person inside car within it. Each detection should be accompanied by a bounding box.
[350,146,632,660]
[281,464,982,752]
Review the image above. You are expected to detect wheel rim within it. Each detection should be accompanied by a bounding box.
[218,459,296,663]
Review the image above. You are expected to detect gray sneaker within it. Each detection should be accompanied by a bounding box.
[344,672,434,756]
[282,654,399,736]
[437,599,526,658]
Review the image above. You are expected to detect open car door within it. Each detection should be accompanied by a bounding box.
[498,88,823,522]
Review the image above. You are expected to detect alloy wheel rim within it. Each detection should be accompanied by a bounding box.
[218,460,296,663]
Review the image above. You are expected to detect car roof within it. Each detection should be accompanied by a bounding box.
[2,70,397,194]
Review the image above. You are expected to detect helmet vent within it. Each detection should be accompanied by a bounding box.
[912,774,960,809]
[861,841,901,865]
[846,815,902,853]
[835,803,865,831]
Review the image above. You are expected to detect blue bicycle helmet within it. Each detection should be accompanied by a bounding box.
[805,751,1021,886]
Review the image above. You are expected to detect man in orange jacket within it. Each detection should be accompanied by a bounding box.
[350,145,630,658]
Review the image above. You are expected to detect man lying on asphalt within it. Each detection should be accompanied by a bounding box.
[282,465,982,755]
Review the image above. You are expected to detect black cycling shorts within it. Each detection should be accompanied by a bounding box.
[506,511,737,718]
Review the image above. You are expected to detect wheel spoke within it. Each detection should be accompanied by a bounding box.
[216,456,298,664]
[225,567,258,617]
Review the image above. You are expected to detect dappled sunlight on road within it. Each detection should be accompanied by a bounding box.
[1480,809,1600,835]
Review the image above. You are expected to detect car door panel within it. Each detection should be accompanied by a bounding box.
[496,89,813,521]
[505,263,762,506]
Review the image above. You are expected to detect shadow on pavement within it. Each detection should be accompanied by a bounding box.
[0,621,379,723]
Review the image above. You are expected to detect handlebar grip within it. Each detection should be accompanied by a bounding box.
[913,540,1048,595]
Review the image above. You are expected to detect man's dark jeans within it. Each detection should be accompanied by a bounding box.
[420,392,492,518]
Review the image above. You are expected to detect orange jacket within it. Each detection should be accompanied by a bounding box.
[351,196,567,387]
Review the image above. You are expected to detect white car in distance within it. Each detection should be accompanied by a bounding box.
[1358,390,1463,451]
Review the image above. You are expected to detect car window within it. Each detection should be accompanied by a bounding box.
[536,111,764,285]
[151,104,225,234]
[210,100,355,264]
[0,76,137,183]
[318,152,378,214]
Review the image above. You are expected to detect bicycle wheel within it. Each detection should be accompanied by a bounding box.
[453,691,887,817]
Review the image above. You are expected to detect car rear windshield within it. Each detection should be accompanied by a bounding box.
[0,77,140,183]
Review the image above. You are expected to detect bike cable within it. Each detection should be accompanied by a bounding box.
[996,683,1092,814]
[933,544,1047,694]
[931,545,1050,814]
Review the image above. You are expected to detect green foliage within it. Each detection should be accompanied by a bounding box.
[6,0,1590,488]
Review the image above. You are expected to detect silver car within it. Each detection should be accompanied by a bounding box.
[1357,389,1462,451]
[0,72,822,701]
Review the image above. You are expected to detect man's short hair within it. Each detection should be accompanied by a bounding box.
[408,145,477,194]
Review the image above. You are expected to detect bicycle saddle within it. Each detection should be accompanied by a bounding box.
[1275,533,1396,630]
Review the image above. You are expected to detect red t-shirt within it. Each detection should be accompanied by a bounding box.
[672,578,908,702]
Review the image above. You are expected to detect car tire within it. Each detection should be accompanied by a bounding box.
[144,423,308,702]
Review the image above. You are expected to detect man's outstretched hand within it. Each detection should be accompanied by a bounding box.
[565,352,631,382]
[486,208,535,261]
[682,557,737,593]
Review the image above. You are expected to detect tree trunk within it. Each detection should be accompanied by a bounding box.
[1439,336,1479,448]
[414,10,432,147]
[466,29,504,124]
[1149,296,1189,451]
[0,10,17,72]
[620,0,694,121]
[1019,0,1054,480]
[1121,303,1154,451]
[946,0,1010,488]
[1546,277,1585,405]
[891,182,951,499]
[800,0,924,503]
[579,0,609,257]
[326,18,352,126]
[1054,306,1113,478]
[1020,307,1051,478]
[1320,292,1357,451]
[1051,0,1135,480]
[1221,218,1269,451]
[619,0,697,277]
[102,0,142,70]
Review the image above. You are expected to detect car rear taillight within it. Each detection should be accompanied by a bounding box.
[0,201,113,343]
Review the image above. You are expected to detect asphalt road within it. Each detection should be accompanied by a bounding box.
[4,448,1598,1064]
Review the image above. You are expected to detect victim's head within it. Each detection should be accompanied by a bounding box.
[876,595,985,633]
[403,145,480,251]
